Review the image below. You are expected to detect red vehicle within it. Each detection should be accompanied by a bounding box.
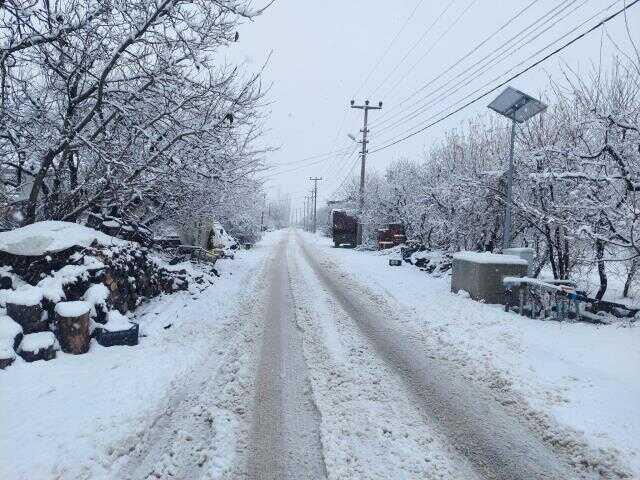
[377,223,406,250]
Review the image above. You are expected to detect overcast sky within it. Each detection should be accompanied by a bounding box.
[231,0,640,208]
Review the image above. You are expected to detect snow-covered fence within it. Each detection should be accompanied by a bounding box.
[503,277,638,324]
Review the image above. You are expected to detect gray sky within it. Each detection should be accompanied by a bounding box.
[232,0,640,207]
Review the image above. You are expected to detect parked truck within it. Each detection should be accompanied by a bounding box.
[331,209,358,247]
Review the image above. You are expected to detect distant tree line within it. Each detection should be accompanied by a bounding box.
[341,56,640,299]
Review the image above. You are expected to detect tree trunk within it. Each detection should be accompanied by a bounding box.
[55,302,91,354]
[595,240,608,301]
[623,258,638,298]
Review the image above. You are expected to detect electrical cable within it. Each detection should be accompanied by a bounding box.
[367,0,639,154]
[373,0,589,136]
[379,0,480,102]
[370,0,576,129]
[352,0,425,99]
[369,0,457,97]
[372,0,613,143]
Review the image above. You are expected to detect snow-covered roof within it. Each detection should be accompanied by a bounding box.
[453,251,528,265]
[0,221,128,256]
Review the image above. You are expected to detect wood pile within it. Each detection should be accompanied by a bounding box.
[0,221,218,368]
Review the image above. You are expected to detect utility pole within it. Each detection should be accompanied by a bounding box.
[303,197,308,232]
[260,193,266,232]
[309,177,323,234]
[350,99,382,244]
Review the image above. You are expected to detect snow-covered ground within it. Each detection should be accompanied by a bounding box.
[300,231,640,477]
[3,228,638,479]
[0,233,278,480]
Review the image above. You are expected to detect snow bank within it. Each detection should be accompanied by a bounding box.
[0,221,128,256]
[453,250,528,265]
[306,232,640,476]
[0,231,279,480]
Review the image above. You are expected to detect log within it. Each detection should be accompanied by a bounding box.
[54,301,91,354]
[18,332,57,362]
[0,314,24,351]
[95,323,139,347]
[0,339,16,369]
[5,288,47,334]
[95,311,139,347]
[0,274,12,289]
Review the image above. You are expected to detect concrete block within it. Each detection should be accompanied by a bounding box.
[503,247,535,275]
[451,251,528,305]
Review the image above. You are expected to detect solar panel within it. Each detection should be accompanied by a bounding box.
[488,87,547,123]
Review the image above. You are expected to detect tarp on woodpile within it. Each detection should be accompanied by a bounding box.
[0,221,129,256]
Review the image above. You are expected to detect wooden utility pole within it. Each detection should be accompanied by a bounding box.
[350,99,382,244]
[309,177,323,234]
[303,197,308,231]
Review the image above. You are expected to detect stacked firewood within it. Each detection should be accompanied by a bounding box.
[0,241,212,369]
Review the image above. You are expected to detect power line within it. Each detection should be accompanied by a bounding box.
[379,0,480,102]
[260,145,356,179]
[373,0,589,136]
[272,145,352,167]
[372,0,613,143]
[332,152,361,196]
[368,0,639,154]
[369,0,457,97]
[324,149,359,192]
[370,0,575,129]
[352,0,425,99]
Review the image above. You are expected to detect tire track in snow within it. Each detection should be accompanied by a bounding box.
[109,238,275,480]
[287,232,481,479]
[295,232,591,480]
[248,233,327,480]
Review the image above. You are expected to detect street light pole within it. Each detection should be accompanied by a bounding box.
[488,86,547,250]
[503,116,516,250]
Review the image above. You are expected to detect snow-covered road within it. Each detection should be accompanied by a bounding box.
[3,228,636,479]
[243,229,630,479]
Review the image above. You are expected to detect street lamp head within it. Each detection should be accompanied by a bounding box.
[347,133,357,142]
[378,101,383,108]
[350,99,355,106]
[365,99,370,106]
[488,86,547,123]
